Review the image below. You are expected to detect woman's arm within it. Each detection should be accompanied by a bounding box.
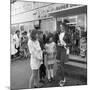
[59,32,66,47]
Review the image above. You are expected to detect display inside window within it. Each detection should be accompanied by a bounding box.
[68,25,80,56]
[62,14,87,58]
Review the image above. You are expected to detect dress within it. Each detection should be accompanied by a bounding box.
[56,32,68,63]
[45,42,56,65]
[28,39,42,70]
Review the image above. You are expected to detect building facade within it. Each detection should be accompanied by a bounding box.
[11,2,79,33]
[11,1,87,59]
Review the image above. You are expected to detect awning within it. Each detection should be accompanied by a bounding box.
[49,5,87,18]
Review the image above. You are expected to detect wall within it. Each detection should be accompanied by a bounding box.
[11,2,77,24]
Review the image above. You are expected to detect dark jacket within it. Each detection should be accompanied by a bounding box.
[56,32,70,62]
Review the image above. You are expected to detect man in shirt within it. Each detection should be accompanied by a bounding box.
[13,30,20,57]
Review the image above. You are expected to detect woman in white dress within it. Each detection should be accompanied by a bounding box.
[28,30,43,88]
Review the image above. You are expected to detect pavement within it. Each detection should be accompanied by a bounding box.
[11,58,87,90]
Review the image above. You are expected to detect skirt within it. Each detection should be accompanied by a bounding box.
[46,52,56,65]
[56,45,68,63]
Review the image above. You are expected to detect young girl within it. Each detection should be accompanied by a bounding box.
[45,35,56,82]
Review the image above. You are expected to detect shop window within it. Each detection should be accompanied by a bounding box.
[67,14,86,58]
[68,25,80,56]
[77,14,87,58]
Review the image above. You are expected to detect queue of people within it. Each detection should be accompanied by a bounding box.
[11,21,70,88]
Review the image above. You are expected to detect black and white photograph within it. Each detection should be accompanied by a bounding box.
[10,0,87,89]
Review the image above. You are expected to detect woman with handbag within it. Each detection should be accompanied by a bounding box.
[56,22,69,87]
[28,30,43,88]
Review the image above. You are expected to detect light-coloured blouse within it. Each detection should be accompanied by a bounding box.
[28,39,42,70]
[59,32,66,46]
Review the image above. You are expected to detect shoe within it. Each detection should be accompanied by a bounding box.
[59,80,65,87]
[48,79,51,82]
[34,86,38,88]
[59,78,66,87]
[51,77,54,81]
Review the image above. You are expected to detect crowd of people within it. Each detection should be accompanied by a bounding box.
[11,21,70,88]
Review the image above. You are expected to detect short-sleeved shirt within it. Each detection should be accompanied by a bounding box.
[13,34,20,48]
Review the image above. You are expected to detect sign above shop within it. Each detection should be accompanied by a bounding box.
[49,5,87,18]
[33,4,79,19]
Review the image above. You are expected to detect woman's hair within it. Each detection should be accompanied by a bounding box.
[30,29,38,41]
[22,31,27,35]
[15,30,20,34]
[59,21,68,33]
[47,33,54,43]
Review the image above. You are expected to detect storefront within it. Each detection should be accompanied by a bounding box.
[49,5,87,59]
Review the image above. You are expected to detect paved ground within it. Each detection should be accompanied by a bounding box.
[11,58,87,90]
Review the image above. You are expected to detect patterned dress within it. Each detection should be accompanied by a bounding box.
[45,42,56,65]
